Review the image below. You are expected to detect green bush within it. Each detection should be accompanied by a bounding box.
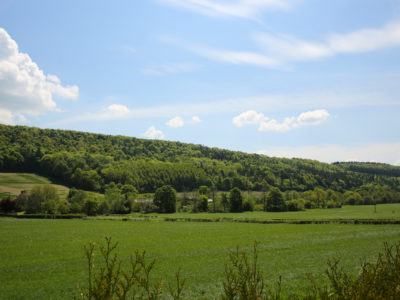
[78,237,185,300]
[306,241,400,300]
[219,241,281,300]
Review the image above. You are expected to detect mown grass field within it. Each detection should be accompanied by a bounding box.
[146,203,400,220]
[1,216,400,299]
[0,173,69,199]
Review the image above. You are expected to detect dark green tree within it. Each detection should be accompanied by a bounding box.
[154,185,176,213]
[229,187,243,212]
[266,187,286,212]
[196,194,208,212]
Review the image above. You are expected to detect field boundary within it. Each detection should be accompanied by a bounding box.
[2,213,400,224]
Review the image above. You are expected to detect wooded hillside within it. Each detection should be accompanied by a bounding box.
[1,124,399,194]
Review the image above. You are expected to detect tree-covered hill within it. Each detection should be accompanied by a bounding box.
[1,124,399,194]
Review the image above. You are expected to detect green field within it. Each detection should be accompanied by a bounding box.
[139,203,400,221]
[1,217,400,299]
[0,173,69,199]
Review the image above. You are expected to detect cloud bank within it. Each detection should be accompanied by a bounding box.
[0,28,78,124]
[257,142,400,165]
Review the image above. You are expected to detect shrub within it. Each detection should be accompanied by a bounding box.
[307,241,400,300]
[242,200,254,212]
[78,237,185,300]
[219,241,281,300]
[0,197,18,213]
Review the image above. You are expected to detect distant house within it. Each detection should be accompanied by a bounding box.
[134,199,152,204]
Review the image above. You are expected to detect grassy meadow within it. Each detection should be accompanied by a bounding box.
[1,216,400,299]
[141,203,400,221]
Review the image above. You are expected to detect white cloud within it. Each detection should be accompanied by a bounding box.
[143,126,165,139]
[233,110,266,127]
[0,28,78,124]
[157,0,291,20]
[51,91,399,127]
[233,109,329,132]
[297,109,329,126]
[0,108,14,125]
[190,116,201,123]
[142,62,200,75]
[257,142,400,165]
[105,104,130,118]
[166,116,184,128]
[258,117,294,132]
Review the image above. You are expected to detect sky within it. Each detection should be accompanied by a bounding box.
[1,0,400,165]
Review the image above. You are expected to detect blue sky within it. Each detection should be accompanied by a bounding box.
[1,0,400,165]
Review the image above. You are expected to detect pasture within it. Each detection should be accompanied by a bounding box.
[143,203,400,220]
[1,217,400,299]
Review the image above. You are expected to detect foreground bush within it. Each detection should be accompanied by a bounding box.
[78,238,400,299]
[77,237,185,300]
[306,242,400,300]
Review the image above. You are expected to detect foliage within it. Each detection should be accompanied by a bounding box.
[153,185,176,213]
[305,242,400,300]
[229,188,243,212]
[194,194,209,212]
[198,185,210,196]
[78,237,165,300]
[267,188,286,212]
[26,184,59,214]
[220,242,281,300]
[83,196,99,216]
[0,197,18,213]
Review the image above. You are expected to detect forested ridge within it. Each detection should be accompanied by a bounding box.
[1,124,400,195]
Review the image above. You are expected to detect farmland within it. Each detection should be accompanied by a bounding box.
[1,216,399,299]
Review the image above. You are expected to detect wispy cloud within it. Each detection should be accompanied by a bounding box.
[157,0,291,20]
[253,21,400,64]
[143,126,165,139]
[142,62,201,75]
[233,109,329,132]
[50,104,130,125]
[189,46,281,68]
[257,142,400,165]
[163,21,400,69]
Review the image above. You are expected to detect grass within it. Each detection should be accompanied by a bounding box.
[120,203,400,221]
[0,173,69,199]
[0,218,400,299]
